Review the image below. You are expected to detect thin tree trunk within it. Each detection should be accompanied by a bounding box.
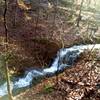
[4,0,13,100]
[76,0,84,27]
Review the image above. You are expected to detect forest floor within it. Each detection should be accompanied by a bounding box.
[14,51,100,100]
[0,14,83,73]
[0,2,100,99]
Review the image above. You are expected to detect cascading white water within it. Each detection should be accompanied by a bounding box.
[0,44,100,97]
[0,82,13,97]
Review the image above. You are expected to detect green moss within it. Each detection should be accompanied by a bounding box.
[43,84,54,93]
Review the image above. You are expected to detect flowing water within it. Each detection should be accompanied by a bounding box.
[0,44,100,98]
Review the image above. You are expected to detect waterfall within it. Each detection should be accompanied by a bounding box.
[0,44,100,97]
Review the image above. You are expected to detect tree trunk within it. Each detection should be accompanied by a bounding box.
[4,0,13,100]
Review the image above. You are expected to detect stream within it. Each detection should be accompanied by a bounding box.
[0,44,100,98]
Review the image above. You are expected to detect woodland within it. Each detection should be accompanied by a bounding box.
[0,0,100,100]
